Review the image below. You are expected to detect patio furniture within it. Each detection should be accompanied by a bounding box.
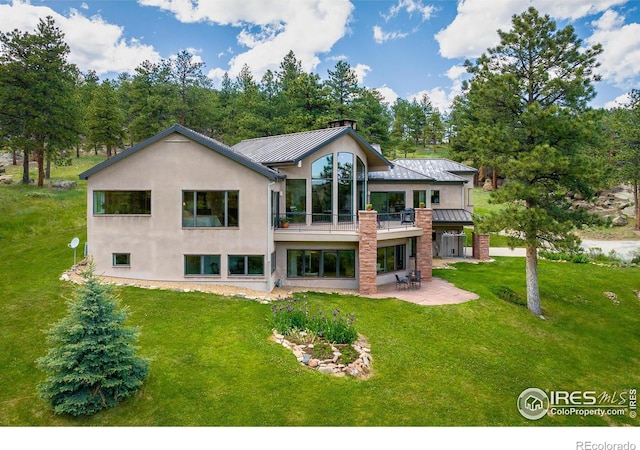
[413,270,422,288]
[395,274,409,290]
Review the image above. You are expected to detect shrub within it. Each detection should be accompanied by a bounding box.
[269,296,358,345]
[37,267,149,416]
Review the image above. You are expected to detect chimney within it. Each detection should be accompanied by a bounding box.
[327,119,357,130]
[371,143,381,153]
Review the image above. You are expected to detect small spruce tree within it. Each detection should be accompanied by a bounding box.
[37,267,149,416]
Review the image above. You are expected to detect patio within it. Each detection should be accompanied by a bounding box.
[365,277,479,305]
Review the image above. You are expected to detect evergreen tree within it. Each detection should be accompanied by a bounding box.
[326,60,360,118]
[37,267,149,416]
[456,7,604,316]
[86,80,125,158]
[0,16,80,186]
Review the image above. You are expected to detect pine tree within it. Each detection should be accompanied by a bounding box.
[37,267,149,416]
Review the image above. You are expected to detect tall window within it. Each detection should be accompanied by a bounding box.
[286,179,306,223]
[311,154,333,222]
[413,190,427,208]
[287,250,355,278]
[337,152,354,222]
[356,157,366,212]
[182,191,239,227]
[185,255,220,275]
[94,191,151,215]
[431,190,440,205]
[228,255,264,276]
[376,245,406,273]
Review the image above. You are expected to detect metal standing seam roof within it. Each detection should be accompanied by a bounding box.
[78,124,284,181]
[232,126,392,168]
[369,158,477,183]
[432,209,474,225]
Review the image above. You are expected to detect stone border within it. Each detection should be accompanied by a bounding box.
[271,331,372,379]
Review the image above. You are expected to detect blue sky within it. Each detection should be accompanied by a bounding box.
[1,0,639,112]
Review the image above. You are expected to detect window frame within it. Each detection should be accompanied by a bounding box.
[376,245,406,273]
[286,249,356,279]
[112,253,131,267]
[431,190,441,205]
[93,191,151,215]
[182,190,239,228]
[184,254,221,276]
[228,255,265,277]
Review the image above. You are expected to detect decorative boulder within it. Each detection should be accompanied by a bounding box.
[51,180,77,190]
[612,215,628,227]
[482,178,494,191]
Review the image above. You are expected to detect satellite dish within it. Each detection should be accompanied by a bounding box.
[68,237,80,267]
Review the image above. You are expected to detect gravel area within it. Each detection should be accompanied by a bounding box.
[61,263,359,301]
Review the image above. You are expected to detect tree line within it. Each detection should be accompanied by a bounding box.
[2,11,639,317]
[0,16,446,187]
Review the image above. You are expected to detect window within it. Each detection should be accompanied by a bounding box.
[185,255,220,276]
[311,154,333,222]
[287,250,356,278]
[271,252,277,274]
[356,157,366,212]
[228,255,264,276]
[413,190,427,207]
[286,179,306,223]
[431,190,440,205]
[94,191,150,215]
[182,191,239,227]
[337,152,353,221]
[370,191,405,219]
[409,237,417,257]
[376,245,406,273]
[113,253,130,266]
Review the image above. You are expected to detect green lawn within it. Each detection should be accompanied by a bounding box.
[1,157,639,426]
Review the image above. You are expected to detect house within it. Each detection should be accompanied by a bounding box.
[79,122,489,294]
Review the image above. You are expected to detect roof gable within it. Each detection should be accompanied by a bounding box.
[232,126,392,170]
[79,124,284,181]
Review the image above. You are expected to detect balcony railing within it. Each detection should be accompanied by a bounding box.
[274,210,418,232]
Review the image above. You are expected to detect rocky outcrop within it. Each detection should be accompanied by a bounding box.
[568,185,637,225]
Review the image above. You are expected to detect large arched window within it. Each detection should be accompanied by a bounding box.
[311,154,333,222]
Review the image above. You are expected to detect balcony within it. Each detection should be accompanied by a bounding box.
[273,211,421,242]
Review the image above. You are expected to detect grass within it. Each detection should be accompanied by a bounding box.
[1,156,639,426]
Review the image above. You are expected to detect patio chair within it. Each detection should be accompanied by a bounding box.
[395,274,409,290]
[413,270,422,288]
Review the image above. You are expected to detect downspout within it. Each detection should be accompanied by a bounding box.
[266,181,276,292]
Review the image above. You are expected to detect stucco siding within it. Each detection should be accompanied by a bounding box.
[86,133,275,290]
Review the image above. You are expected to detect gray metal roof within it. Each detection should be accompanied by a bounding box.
[232,126,392,169]
[79,124,284,181]
[369,158,476,183]
[432,209,474,225]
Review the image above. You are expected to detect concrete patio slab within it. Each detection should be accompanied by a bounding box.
[364,277,479,306]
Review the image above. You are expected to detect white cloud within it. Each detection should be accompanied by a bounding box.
[604,93,632,109]
[375,85,399,105]
[353,63,371,84]
[587,10,640,89]
[140,0,354,80]
[373,25,409,44]
[435,0,626,59]
[408,64,467,112]
[0,0,161,75]
[383,0,435,22]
